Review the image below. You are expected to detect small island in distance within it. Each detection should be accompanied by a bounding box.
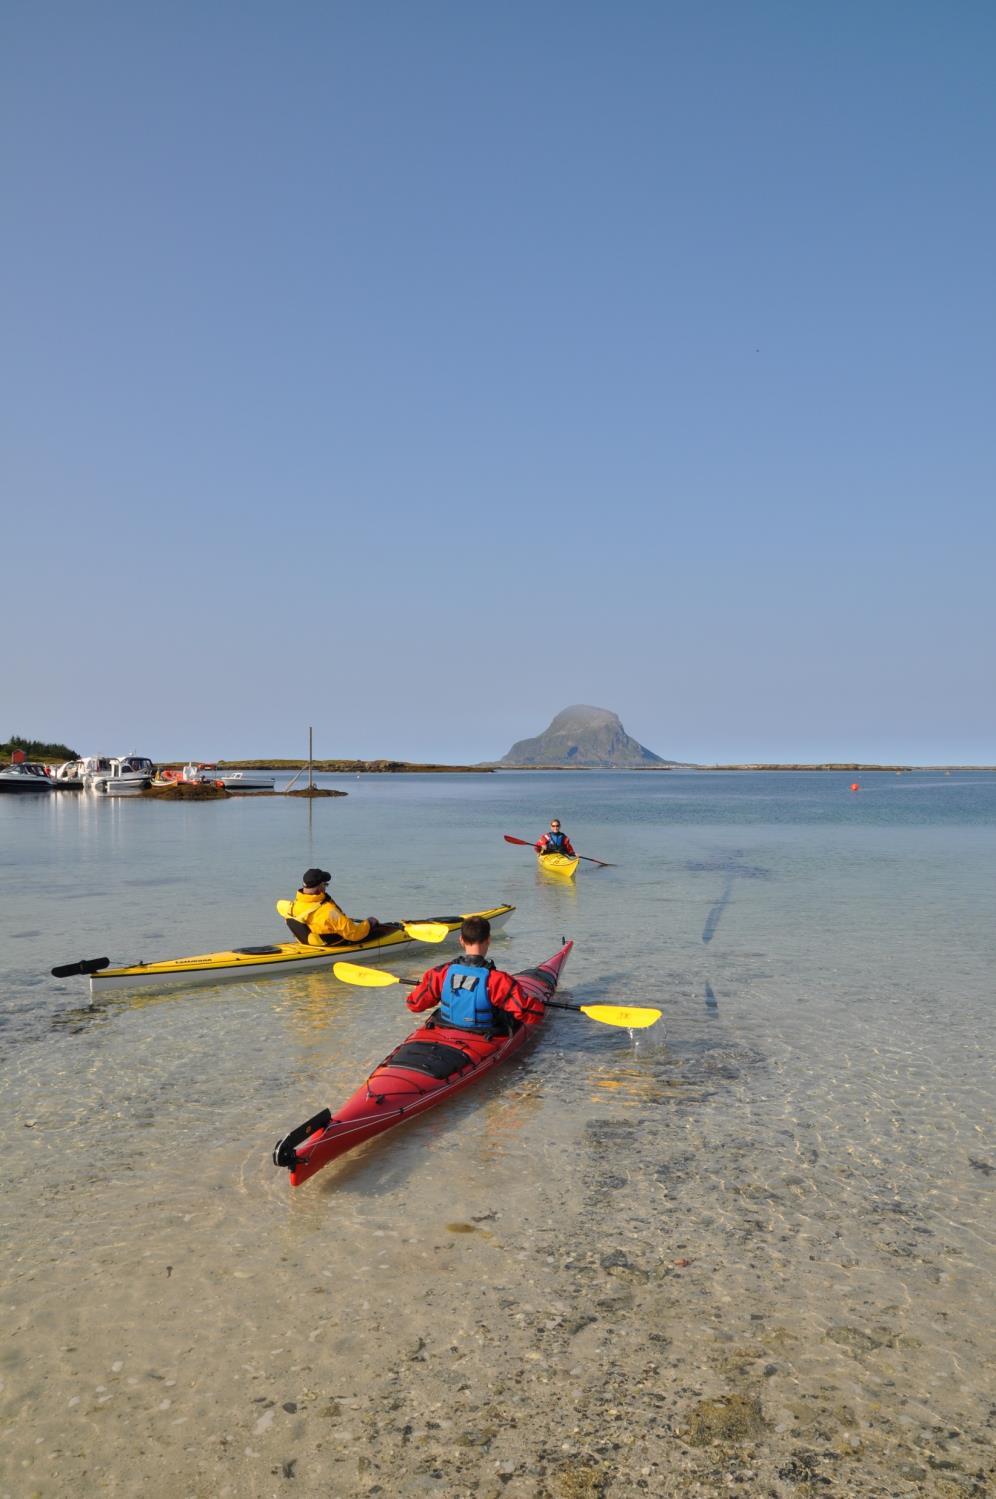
[485,707,994,772]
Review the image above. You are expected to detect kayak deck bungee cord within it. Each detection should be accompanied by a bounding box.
[59,905,514,996]
[274,939,573,1187]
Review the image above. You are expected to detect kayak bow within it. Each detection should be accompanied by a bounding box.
[274,939,573,1186]
[536,851,580,879]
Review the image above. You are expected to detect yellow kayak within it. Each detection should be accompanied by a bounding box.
[81,904,514,995]
[537,851,580,879]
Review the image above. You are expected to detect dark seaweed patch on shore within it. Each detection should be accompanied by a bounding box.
[51,1003,109,1035]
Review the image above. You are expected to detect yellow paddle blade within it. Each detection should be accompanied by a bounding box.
[333,961,401,988]
[275,899,293,917]
[402,921,449,942]
[579,1004,662,1029]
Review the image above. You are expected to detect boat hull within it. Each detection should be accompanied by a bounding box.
[276,940,573,1186]
[537,851,579,879]
[0,764,53,793]
[87,905,514,995]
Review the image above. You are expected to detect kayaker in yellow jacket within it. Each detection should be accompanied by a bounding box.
[279,867,380,947]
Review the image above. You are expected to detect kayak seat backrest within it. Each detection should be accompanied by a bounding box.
[386,1041,474,1080]
[283,917,313,944]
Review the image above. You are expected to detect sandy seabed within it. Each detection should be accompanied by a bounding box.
[3,1024,993,1499]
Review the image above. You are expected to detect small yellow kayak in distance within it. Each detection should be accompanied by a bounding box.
[537,851,580,879]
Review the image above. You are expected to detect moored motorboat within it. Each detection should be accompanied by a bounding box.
[214,771,275,791]
[92,778,146,796]
[0,761,53,793]
[56,904,514,996]
[537,850,580,879]
[78,755,154,791]
[52,760,86,787]
[274,939,572,1186]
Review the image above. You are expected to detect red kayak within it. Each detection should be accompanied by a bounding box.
[273,940,573,1187]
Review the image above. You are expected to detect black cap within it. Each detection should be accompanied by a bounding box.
[302,868,332,888]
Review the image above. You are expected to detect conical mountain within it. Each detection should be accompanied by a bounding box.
[500,705,671,768]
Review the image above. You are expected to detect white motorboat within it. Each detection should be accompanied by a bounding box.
[83,755,154,792]
[0,761,54,793]
[52,760,86,787]
[214,771,275,791]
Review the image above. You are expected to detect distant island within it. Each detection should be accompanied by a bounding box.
[496,705,679,769]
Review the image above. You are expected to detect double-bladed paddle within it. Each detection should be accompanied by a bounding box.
[503,834,616,868]
[332,960,661,1029]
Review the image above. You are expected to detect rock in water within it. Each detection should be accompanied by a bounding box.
[499,705,671,768]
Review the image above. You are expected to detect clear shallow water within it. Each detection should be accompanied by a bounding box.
[1,771,994,1497]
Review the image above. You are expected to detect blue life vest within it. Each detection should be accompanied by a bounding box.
[545,831,567,852]
[438,960,495,1032]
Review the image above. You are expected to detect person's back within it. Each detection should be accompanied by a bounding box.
[436,953,497,1031]
[406,916,544,1034]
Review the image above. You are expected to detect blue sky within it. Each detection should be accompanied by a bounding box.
[3,1,994,764]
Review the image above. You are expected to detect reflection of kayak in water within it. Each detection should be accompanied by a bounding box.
[62,905,514,996]
[537,851,580,879]
[273,940,573,1187]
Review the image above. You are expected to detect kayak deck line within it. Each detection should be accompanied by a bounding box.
[85,904,514,996]
[274,939,573,1187]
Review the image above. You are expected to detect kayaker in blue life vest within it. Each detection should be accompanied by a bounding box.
[406,916,544,1034]
[278,868,382,946]
[534,819,576,857]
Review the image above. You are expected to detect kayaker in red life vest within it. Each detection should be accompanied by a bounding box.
[534,819,576,857]
[406,916,544,1034]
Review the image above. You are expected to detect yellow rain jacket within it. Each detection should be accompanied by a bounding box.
[286,890,373,946]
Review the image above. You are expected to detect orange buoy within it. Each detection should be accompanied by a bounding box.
[850,782,860,792]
